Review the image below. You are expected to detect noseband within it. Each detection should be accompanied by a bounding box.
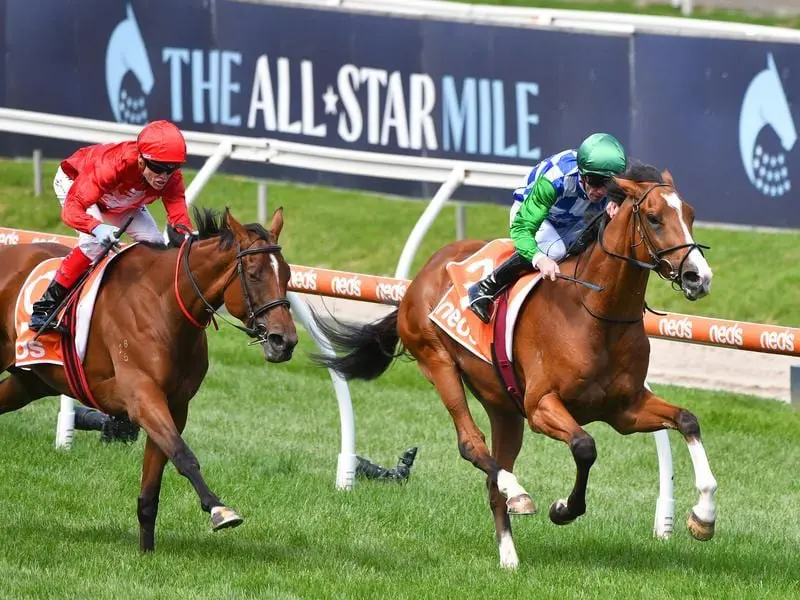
[176,236,290,341]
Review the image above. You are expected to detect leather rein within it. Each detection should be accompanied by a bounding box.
[173,236,290,343]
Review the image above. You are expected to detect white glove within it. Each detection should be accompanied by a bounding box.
[91,224,120,245]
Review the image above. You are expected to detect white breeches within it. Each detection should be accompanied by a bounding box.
[54,167,163,259]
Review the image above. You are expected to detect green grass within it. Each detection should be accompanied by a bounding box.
[2,161,800,597]
[2,158,799,326]
[444,0,800,28]
[1,331,799,599]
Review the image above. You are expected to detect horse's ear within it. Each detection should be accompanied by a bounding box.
[224,208,247,238]
[611,176,641,199]
[661,169,675,187]
[269,207,284,241]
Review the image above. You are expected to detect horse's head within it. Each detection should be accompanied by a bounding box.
[221,208,298,362]
[610,169,712,301]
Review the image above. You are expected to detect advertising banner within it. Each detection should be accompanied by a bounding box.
[2,1,796,226]
[2,0,631,200]
[632,33,800,227]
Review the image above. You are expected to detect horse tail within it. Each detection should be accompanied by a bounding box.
[311,310,403,381]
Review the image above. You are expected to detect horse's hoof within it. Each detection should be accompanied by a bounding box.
[211,506,244,531]
[687,511,715,541]
[506,493,537,515]
[549,499,576,526]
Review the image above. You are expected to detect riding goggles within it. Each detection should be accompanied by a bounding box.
[584,173,612,188]
[144,158,181,175]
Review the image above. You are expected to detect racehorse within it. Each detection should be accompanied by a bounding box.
[0,207,297,551]
[314,166,718,569]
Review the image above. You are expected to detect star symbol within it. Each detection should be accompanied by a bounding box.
[322,85,339,115]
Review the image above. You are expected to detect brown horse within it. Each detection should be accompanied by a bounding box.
[315,166,718,568]
[0,207,297,551]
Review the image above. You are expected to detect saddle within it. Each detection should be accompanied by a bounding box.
[428,240,543,411]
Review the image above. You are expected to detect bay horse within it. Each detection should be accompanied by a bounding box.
[0,207,297,551]
[315,167,718,569]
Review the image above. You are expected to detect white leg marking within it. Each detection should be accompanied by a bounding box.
[687,438,717,523]
[498,530,519,569]
[497,469,528,499]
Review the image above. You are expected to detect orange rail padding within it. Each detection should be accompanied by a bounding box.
[2,227,797,356]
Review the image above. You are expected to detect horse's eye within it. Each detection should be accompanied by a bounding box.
[247,271,261,281]
[646,213,661,226]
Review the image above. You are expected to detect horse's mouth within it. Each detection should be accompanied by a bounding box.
[683,287,709,302]
[263,344,294,363]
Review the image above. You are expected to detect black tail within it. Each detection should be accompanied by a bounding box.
[311,309,403,381]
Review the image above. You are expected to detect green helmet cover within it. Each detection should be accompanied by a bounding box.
[577,133,627,177]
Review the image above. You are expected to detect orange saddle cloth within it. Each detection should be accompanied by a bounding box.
[14,249,129,367]
[428,239,542,364]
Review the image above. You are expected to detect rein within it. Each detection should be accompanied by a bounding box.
[173,236,290,343]
[574,182,709,324]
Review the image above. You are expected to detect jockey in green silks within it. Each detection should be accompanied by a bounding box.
[468,133,628,324]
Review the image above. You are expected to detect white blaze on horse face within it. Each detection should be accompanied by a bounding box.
[661,192,713,283]
[269,254,280,288]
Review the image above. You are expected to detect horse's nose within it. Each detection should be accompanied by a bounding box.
[681,269,711,299]
[268,331,298,353]
[682,270,701,286]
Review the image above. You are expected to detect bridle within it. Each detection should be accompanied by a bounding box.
[174,235,290,343]
[575,182,709,323]
[598,183,709,284]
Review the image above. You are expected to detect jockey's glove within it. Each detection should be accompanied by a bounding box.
[91,224,121,245]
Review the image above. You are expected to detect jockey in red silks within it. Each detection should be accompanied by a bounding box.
[29,120,193,332]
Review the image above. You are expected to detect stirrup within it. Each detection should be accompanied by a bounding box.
[29,313,65,334]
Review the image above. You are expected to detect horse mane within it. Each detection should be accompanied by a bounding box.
[192,207,274,250]
[606,163,663,204]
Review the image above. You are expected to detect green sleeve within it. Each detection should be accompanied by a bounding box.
[510,176,558,262]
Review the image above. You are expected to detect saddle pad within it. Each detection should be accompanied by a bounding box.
[14,248,132,367]
[429,239,542,363]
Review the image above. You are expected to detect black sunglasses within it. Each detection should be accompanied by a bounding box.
[144,159,180,175]
[584,173,611,188]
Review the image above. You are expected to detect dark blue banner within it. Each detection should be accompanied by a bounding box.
[632,34,800,228]
[2,0,797,227]
[1,0,631,199]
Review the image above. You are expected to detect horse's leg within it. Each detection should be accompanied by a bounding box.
[486,406,528,569]
[528,392,597,525]
[128,378,242,547]
[609,390,717,541]
[0,369,55,415]
[138,436,168,552]
[419,355,534,514]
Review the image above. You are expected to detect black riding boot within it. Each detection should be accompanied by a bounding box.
[29,280,70,332]
[74,406,140,443]
[467,252,533,324]
[74,406,109,431]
